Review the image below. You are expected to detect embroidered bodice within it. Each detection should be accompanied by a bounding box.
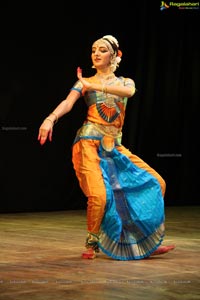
[71,75,135,128]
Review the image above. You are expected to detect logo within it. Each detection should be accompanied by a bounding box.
[160,1,170,10]
[160,1,199,10]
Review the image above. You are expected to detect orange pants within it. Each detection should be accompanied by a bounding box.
[72,139,166,235]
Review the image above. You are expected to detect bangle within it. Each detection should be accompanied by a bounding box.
[50,113,58,124]
[102,84,107,94]
[45,118,54,126]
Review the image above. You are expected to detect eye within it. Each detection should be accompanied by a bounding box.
[92,47,109,54]
[100,49,108,53]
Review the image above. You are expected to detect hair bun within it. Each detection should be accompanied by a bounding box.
[102,35,119,48]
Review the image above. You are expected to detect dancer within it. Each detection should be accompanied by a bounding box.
[38,34,175,260]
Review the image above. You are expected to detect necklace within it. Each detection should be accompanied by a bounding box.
[94,73,121,123]
[94,73,116,82]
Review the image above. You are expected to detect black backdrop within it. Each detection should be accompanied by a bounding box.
[0,2,199,212]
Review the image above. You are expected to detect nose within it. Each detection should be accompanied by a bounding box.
[94,49,100,56]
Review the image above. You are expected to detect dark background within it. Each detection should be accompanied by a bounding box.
[0,2,199,212]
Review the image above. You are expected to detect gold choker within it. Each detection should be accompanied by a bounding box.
[94,73,116,81]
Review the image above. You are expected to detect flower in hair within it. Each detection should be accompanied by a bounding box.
[115,50,122,65]
[117,50,122,58]
[116,56,121,64]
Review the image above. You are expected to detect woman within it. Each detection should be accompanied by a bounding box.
[38,35,175,260]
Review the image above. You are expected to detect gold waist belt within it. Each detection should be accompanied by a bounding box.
[76,122,122,144]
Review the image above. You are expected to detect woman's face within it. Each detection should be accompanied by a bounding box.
[91,41,112,70]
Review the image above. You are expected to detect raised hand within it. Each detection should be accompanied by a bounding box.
[77,67,83,80]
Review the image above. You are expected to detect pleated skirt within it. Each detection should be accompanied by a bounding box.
[97,144,165,260]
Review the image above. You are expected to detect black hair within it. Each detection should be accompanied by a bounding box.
[102,38,118,54]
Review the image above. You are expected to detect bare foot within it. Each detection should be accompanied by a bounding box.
[151,244,176,256]
[82,248,96,259]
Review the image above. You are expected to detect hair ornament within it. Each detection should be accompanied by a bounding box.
[117,50,122,58]
[116,56,121,64]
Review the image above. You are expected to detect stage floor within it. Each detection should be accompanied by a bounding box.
[0,206,199,300]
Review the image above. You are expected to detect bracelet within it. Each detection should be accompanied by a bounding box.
[50,112,58,124]
[45,118,54,126]
[102,84,107,94]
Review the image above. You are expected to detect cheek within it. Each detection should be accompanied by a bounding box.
[104,55,111,65]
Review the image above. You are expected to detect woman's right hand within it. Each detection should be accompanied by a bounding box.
[37,119,53,145]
